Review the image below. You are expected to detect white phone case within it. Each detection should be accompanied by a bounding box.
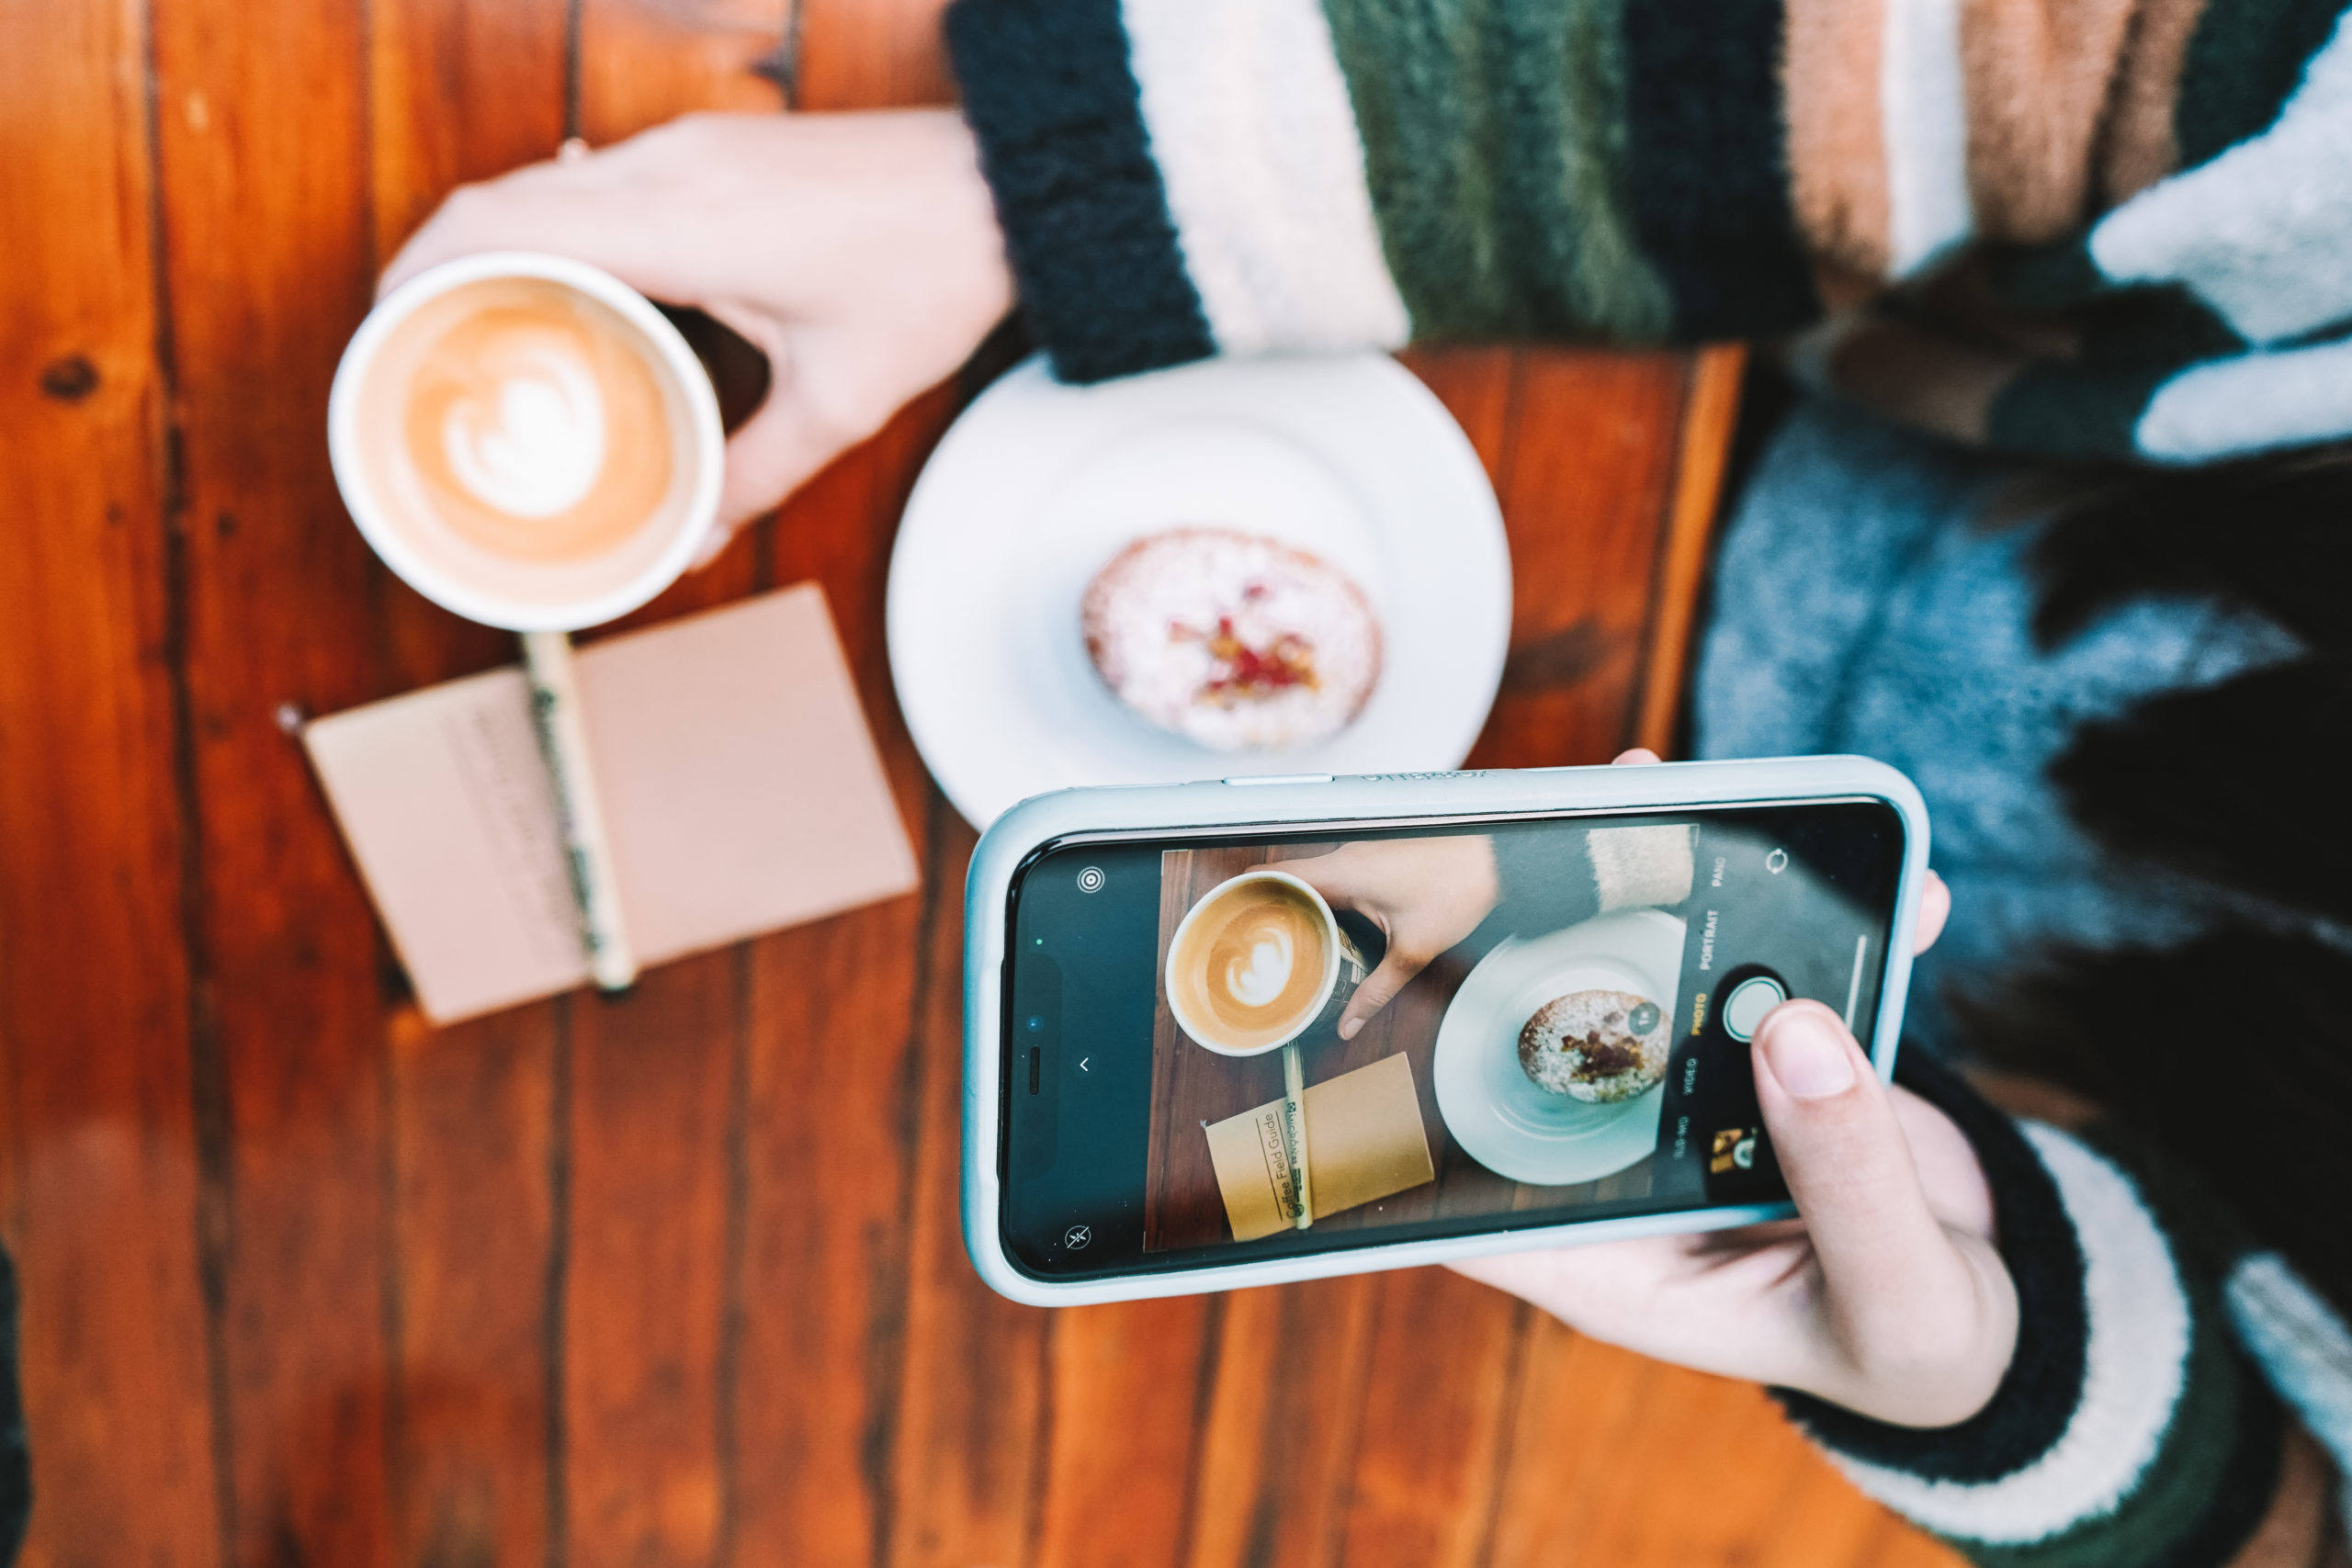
[964,756,1932,1306]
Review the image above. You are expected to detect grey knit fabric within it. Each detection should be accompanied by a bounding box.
[1692,397,2301,1049]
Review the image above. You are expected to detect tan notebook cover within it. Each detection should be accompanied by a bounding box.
[304,583,919,1024]
[1204,1054,1437,1242]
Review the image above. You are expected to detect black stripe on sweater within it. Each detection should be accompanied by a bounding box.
[944,0,1216,383]
[1618,0,1819,341]
[1772,1049,2086,1482]
[2175,0,2347,169]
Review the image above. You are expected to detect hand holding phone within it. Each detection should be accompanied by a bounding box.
[966,753,1951,1307]
[1453,754,2005,1428]
[1455,999,2013,1427]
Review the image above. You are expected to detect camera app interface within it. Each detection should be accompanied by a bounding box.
[1001,801,1904,1278]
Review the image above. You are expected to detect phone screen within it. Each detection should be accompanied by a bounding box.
[998,799,1905,1280]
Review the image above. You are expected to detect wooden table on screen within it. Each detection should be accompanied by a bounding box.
[0,2,1962,1565]
[1144,844,1660,1256]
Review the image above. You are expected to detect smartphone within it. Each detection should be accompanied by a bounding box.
[963,757,1930,1306]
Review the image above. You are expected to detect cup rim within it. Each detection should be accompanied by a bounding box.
[326,249,727,632]
[1163,867,1343,1056]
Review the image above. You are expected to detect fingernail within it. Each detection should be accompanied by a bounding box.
[1339,1017,1362,1041]
[1759,1009,1856,1100]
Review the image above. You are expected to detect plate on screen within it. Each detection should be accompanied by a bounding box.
[1432,908,1686,1186]
[886,354,1510,827]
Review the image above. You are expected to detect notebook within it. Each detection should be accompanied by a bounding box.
[304,583,920,1024]
[1203,1054,1437,1241]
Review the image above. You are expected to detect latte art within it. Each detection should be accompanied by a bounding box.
[437,334,606,519]
[1224,931,1295,1009]
[1169,874,1334,1052]
[398,299,673,564]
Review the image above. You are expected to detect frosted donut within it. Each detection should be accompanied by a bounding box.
[1080,528,1381,752]
[1517,989,1668,1103]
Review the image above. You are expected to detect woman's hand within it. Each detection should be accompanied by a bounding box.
[381,110,1013,562]
[1286,835,1500,1040]
[1453,999,2013,1426]
[1453,749,2000,1428]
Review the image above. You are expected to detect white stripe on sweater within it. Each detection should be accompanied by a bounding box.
[1879,0,1973,276]
[2136,338,2352,458]
[1829,1127,2189,1543]
[1120,0,1412,355]
[2092,8,2352,344]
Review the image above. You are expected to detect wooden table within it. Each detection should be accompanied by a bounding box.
[0,2,1962,1564]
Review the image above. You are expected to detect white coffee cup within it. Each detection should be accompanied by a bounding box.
[328,251,725,632]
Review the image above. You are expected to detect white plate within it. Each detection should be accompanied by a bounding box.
[888,355,1511,827]
[1432,909,1687,1186]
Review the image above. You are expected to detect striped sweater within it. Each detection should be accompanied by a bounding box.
[938,4,2352,1560]
[945,0,2352,462]
[1815,1054,2348,1566]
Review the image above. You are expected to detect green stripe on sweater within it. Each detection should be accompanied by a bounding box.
[1489,0,1673,338]
[1319,0,1670,341]
[1987,363,2169,458]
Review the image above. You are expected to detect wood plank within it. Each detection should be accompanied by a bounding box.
[727,385,955,1563]
[563,957,738,1567]
[0,1,221,1562]
[147,0,400,1558]
[362,7,569,1565]
[1465,351,1693,770]
[1031,1296,1219,1568]
[1182,1278,1380,1568]
[385,1005,557,1568]
[731,892,927,1563]
[553,17,786,1568]
[884,812,1054,1568]
[792,0,957,108]
[1332,1271,1526,1568]
[576,0,789,141]
[1634,344,1746,758]
[1486,1326,1962,1568]
[369,0,571,276]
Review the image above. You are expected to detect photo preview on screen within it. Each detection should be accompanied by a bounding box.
[1001,801,1903,1276]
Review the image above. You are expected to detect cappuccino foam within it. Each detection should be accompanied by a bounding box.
[1170,876,1331,1052]
[347,275,703,613]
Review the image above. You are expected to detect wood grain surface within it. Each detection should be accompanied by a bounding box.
[0,2,1962,1564]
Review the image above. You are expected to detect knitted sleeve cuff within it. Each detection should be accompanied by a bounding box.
[943,0,1410,383]
[1777,1052,2284,1566]
[1485,823,1697,942]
